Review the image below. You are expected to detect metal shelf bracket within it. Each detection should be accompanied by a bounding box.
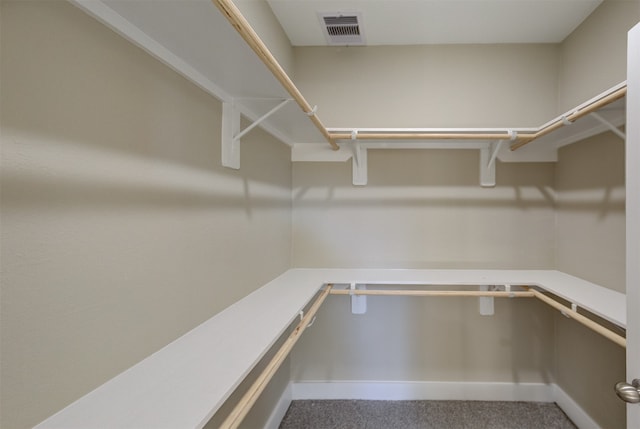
[350,283,367,314]
[479,145,496,187]
[351,131,368,186]
[222,99,291,169]
[352,145,368,186]
[590,112,626,140]
[480,130,516,187]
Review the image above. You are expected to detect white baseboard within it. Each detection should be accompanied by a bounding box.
[291,380,554,402]
[263,384,292,429]
[288,381,602,429]
[553,384,601,429]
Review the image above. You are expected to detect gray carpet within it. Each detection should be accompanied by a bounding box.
[278,400,577,429]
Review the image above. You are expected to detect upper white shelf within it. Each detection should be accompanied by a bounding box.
[70,0,326,147]
[71,0,626,159]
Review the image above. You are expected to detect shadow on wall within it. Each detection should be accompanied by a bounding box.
[293,150,559,207]
[293,146,624,214]
[290,148,558,269]
[2,136,290,213]
[555,131,625,219]
[1,4,294,429]
[291,291,555,387]
[2,0,292,218]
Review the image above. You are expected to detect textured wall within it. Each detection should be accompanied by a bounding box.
[552,2,633,426]
[0,2,292,428]
[555,134,626,293]
[292,151,555,269]
[293,294,555,384]
[293,44,559,128]
[291,151,557,383]
[554,133,627,429]
[558,0,640,112]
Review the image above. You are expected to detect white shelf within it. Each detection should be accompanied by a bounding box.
[70,1,626,158]
[320,269,627,327]
[35,268,625,429]
[34,270,322,429]
[307,268,626,327]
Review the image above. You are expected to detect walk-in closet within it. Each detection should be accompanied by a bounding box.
[1,1,639,428]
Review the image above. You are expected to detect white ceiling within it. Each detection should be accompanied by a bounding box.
[266,0,603,46]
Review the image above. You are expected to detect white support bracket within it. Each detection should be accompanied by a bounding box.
[351,134,368,186]
[479,145,496,187]
[222,101,241,169]
[590,112,627,140]
[221,99,291,169]
[479,285,495,316]
[560,302,579,319]
[480,130,516,187]
[350,283,367,314]
[504,284,514,298]
[487,139,505,170]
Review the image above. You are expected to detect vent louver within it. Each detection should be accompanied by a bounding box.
[319,13,365,46]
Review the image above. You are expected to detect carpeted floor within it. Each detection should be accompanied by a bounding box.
[278,400,577,429]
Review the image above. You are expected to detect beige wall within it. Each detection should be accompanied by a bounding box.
[0,2,292,428]
[291,151,557,383]
[558,0,640,112]
[292,151,555,269]
[555,134,626,292]
[291,0,640,127]
[294,44,559,128]
[553,3,633,426]
[554,133,627,428]
[555,314,626,429]
[293,295,555,384]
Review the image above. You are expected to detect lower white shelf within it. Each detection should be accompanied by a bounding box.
[34,268,625,429]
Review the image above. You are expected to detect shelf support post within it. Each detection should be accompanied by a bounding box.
[222,101,241,169]
[351,132,368,186]
[350,283,367,314]
[487,140,504,170]
[479,145,496,187]
[479,285,495,315]
[481,130,516,187]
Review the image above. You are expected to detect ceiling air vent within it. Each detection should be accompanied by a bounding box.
[319,12,365,46]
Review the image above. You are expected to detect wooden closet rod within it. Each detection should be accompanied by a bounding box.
[212,0,625,153]
[328,132,515,141]
[528,288,626,348]
[212,0,627,150]
[211,0,339,151]
[511,85,627,151]
[330,289,534,298]
[329,84,626,148]
[219,285,333,429]
[331,287,626,348]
